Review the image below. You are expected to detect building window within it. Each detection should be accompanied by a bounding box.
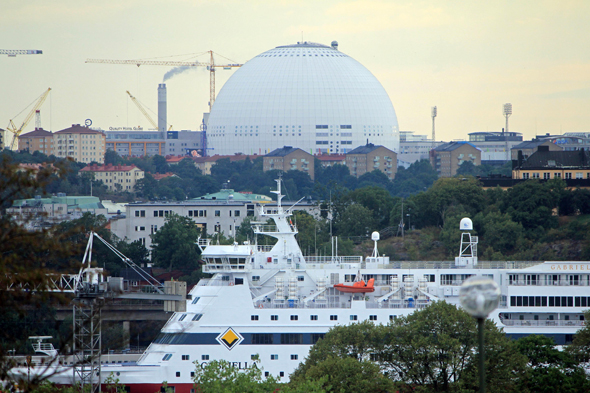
[350,315,358,321]
[310,315,318,321]
[181,355,190,360]
[251,315,259,321]
[290,315,298,321]
[565,172,572,179]
[291,354,298,360]
[330,315,338,321]
[554,173,561,179]
[522,173,529,179]
[201,354,209,360]
[544,173,550,179]
[369,315,377,321]
[271,315,278,321]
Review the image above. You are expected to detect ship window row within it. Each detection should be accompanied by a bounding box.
[509,273,590,286]
[510,296,590,307]
[440,274,475,286]
[154,332,327,345]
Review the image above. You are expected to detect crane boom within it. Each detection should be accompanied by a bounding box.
[126,91,159,130]
[6,88,51,150]
[86,51,242,110]
[1,49,42,57]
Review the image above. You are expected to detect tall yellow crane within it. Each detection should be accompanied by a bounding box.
[86,51,242,111]
[6,88,51,150]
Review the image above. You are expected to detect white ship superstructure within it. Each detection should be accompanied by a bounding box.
[11,179,590,393]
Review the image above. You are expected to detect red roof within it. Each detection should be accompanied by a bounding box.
[316,154,345,162]
[151,172,177,181]
[19,128,53,138]
[80,164,139,172]
[165,155,187,164]
[55,124,105,135]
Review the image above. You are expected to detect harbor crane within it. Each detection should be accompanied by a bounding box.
[1,49,42,57]
[5,88,51,150]
[86,51,242,111]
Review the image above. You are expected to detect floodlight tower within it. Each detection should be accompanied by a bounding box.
[431,106,437,148]
[503,103,512,160]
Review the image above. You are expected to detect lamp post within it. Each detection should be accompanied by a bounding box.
[459,277,501,393]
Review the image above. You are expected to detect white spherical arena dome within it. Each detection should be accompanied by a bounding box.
[206,41,399,156]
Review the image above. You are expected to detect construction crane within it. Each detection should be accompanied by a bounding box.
[5,88,51,150]
[1,49,42,57]
[86,51,242,111]
[126,90,160,130]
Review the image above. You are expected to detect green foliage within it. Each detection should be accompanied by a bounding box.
[335,204,377,237]
[192,359,279,393]
[389,160,438,198]
[501,180,558,233]
[516,335,590,392]
[292,302,528,392]
[150,213,201,272]
[346,186,394,229]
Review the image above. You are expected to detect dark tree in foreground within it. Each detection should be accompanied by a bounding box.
[150,213,201,272]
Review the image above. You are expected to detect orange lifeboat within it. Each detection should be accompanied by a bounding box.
[333,278,375,293]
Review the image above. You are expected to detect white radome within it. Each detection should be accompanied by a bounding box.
[206,42,399,156]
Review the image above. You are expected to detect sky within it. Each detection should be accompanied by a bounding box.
[2,0,590,143]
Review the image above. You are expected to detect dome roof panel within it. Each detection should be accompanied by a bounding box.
[207,42,399,156]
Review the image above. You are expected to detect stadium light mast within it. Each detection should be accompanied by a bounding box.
[503,103,512,161]
[431,106,437,148]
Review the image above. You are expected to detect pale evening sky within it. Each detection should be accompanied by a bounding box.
[2,0,590,143]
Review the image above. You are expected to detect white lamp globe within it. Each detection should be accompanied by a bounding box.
[459,276,501,318]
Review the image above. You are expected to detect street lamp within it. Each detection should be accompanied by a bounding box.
[459,276,501,393]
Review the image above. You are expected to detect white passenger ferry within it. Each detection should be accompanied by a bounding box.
[13,179,590,392]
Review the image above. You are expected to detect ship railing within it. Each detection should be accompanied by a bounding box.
[255,300,351,309]
[509,280,590,286]
[195,279,210,287]
[501,320,585,327]
[366,300,430,310]
[305,256,363,264]
[368,261,545,269]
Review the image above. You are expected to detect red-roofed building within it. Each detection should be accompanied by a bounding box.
[80,164,144,191]
[165,155,189,165]
[54,124,106,163]
[151,172,178,181]
[316,154,346,167]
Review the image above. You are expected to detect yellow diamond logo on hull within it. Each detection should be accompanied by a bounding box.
[217,328,243,351]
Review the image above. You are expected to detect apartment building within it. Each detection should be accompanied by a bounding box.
[54,124,106,163]
[345,143,397,180]
[80,164,144,191]
[18,128,54,155]
[263,146,314,180]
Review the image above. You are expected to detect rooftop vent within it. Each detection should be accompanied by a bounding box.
[331,41,338,50]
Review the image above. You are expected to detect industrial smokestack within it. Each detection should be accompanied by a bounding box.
[158,83,167,132]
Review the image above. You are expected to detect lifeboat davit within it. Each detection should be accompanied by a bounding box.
[333,278,375,293]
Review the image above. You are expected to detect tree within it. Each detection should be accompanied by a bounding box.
[501,180,558,233]
[193,359,279,393]
[381,301,527,392]
[516,335,590,392]
[151,213,201,271]
[347,186,394,229]
[567,310,590,368]
[0,155,96,392]
[334,204,377,237]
